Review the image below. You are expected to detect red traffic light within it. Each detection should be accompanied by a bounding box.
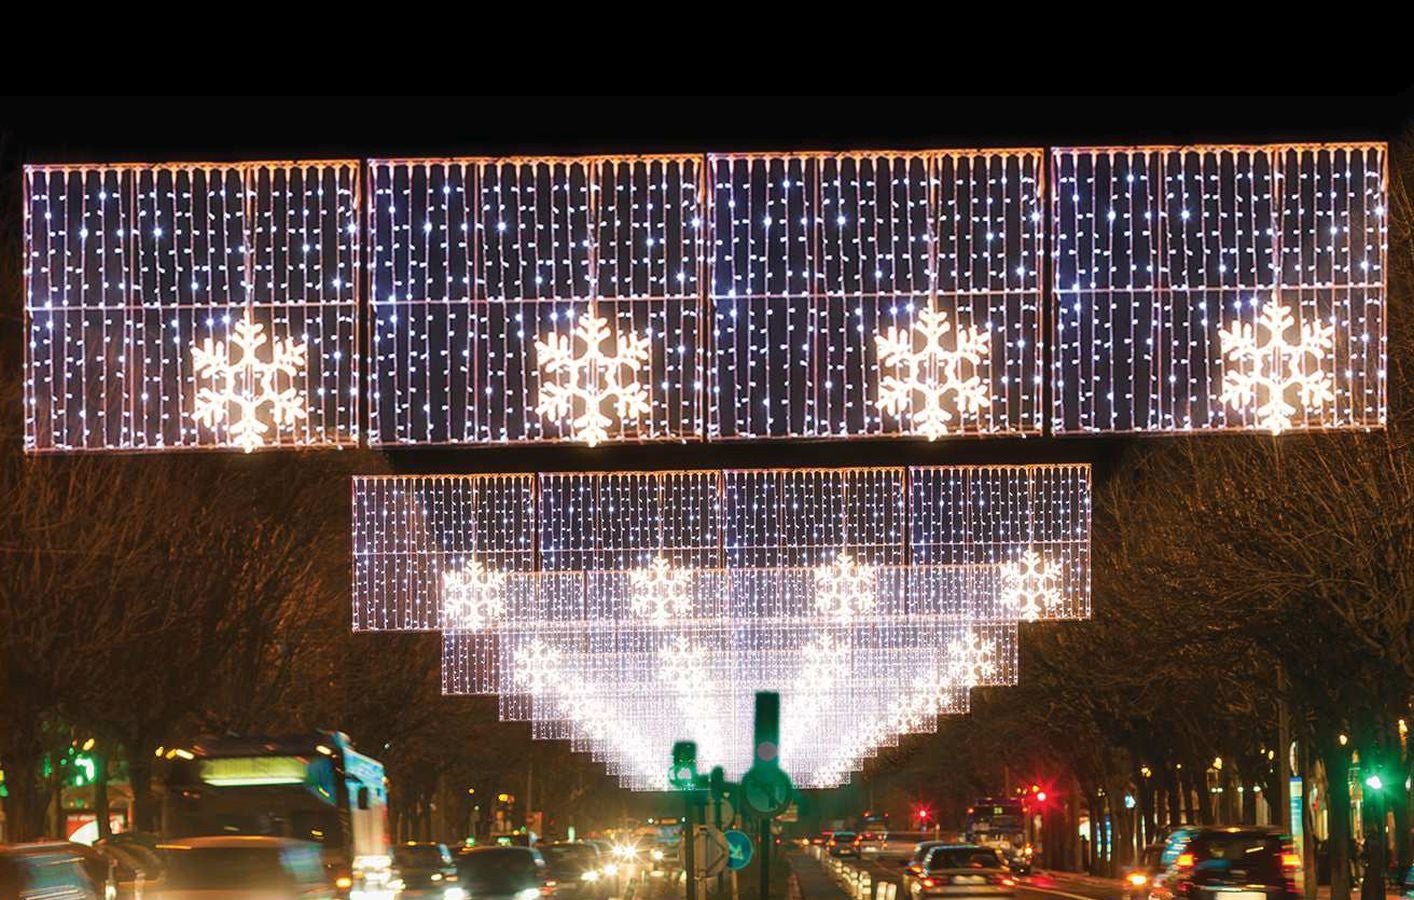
[1035,791,1047,803]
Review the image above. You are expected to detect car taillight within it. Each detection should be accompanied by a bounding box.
[335,875,353,890]
[1127,873,1150,887]
[921,877,936,888]
[991,874,1017,886]
[1282,853,1300,870]
[1176,852,1194,869]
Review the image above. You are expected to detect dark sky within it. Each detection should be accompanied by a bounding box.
[5,94,1409,163]
[4,94,1409,478]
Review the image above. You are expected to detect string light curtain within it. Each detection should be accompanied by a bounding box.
[23,161,361,452]
[706,150,1045,440]
[1052,143,1387,434]
[366,156,704,446]
[351,465,1089,787]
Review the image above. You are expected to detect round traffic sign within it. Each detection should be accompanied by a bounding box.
[741,765,793,817]
[724,829,754,870]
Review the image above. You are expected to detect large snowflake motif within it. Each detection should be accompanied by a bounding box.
[657,635,707,695]
[511,639,562,694]
[946,631,999,686]
[999,549,1062,622]
[628,556,693,625]
[440,560,508,630]
[190,312,308,452]
[534,309,651,447]
[875,305,991,439]
[1218,298,1335,434]
[812,552,877,622]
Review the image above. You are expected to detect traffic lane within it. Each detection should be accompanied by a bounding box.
[851,856,1122,900]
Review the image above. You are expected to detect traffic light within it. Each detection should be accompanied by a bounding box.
[752,692,780,769]
[670,741,698,790]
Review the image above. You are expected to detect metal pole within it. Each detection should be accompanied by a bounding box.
[685,796,697,900]
[759,816,770,900]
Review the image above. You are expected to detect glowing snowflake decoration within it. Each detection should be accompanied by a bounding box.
[813,552,877,621]
[628,556,693,625]
[440,560,508,630]
[875,305,991,439]
[511,639,562,694]
[535,309,651,446]
[658,635,707,695]
[190,312,308,452]
[999,549,1062,622]
[946,631,999,685]
[1219,297,1335,434]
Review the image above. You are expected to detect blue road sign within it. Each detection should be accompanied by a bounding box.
[725,829,753,871]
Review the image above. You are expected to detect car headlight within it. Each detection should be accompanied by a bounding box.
[613,844,636,859]
[603,863,619,876]
[518,889,542,900]
[651,849,664,861]
[582,870,601,882]
[444,888,469,900]
[432,873,444,881]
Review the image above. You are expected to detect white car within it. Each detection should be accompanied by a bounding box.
[149,835,334,899]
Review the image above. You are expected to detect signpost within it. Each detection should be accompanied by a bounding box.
[692,825,732,879]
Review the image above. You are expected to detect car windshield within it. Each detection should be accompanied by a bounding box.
[457,849,540,889]
[928,848,1006,870]
[162,846,295,889]
[1189,833,1286,886]
[540,845,596,874]
[833,833,856,842]
[396,845,449,867]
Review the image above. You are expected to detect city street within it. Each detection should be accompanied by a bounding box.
[2,95,1412,900]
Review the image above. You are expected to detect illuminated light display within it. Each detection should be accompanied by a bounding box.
[440,560,509,631]
[353,466,1089,787]
[1051,143,1386,434]
[23,160,360,452]
[707,150,1045,439]
[366,156,704,445]
[190,312,308,452]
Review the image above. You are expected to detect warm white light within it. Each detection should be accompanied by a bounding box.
[190,313,308,453]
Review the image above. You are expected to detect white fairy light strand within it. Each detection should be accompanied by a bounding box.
[1052,143,1386,434]
[23,161,360,452]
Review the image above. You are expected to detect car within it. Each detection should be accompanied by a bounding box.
[539,842,606,900]
[1120,842,1166,900]
[1147,826,1301,900]
[579,840,621,882]
[91,837,166,900]
[149,835,333,898]
[906,844,1015,898]
[393,842,464,898]
[870,832,932,863]
[0,843,101,899]
[899,840,954,892]
[454,846,549,900]
[828,831,859,857]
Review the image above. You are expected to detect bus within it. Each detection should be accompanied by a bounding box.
[161,732,394,896]
[965,798,1033,873]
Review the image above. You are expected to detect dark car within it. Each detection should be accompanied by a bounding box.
[1148,827,1301,900]
[907,845,1015,899]
[455,846,548,900]
[394,842,463,898]
[0,843,100,899]
[539,843,605,900]
[828,831,858,857]
[91,837,165,900]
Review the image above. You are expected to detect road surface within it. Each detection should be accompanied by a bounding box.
[790,850,1124,900]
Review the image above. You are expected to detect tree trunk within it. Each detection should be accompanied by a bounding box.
[94,744,112,840]
[127,745,157,834]
[1393,777,1411,887]
[1,747,46,841]
[1325,745,1353,900]
[1358,747,1387,900]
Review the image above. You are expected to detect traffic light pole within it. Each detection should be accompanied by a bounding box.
[758,816,770,900]
[684,792,697,900]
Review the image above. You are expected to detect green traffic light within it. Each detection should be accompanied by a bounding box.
[1364,774,1383,791]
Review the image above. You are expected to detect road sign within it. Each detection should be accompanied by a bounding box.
[689,825,731,879]
[724,829,753,870]
[741,765,793,817]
